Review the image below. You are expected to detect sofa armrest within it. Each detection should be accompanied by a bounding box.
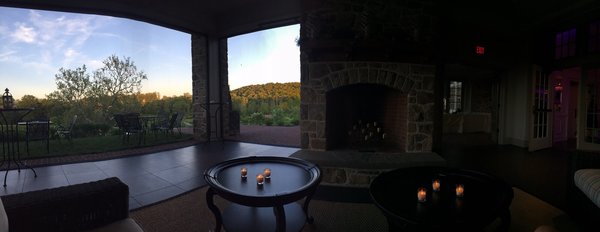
[0,177,129,232]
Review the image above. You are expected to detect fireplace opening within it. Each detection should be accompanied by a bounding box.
[326,84,407,152]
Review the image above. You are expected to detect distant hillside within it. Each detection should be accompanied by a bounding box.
[230,82,300,126]
[230,82,300,99]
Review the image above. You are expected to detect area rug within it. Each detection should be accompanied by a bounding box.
[130,186,580,232]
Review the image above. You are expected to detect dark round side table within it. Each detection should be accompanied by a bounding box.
[204,156,321,232]
[369,166,513,232]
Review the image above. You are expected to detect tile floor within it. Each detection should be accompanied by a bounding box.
[0,141,300,210]
[0,137,580,215]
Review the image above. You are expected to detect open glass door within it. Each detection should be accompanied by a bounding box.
[578,67,600,150]
[529,65,553,151]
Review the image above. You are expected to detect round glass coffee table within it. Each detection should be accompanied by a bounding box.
[204,156,321,232]
[370,166,513,231]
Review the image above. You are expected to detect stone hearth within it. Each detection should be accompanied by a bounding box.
[291,149,446,187]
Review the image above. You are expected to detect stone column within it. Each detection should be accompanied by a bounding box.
[192,34,208,141]
[219,39,236,136]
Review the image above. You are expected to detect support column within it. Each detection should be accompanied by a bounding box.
[192,33,209,141]
[192,34,234,141]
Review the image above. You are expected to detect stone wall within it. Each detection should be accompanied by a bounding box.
[301,62,435,152]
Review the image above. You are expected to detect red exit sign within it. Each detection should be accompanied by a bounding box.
[476,46,485,55]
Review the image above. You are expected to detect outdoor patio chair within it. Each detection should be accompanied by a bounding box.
[154,112,178,136]
[115,113,145,145]
[174,112,184,135]
[56,115,77,143]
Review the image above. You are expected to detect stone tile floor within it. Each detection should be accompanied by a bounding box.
[1,141,300,210]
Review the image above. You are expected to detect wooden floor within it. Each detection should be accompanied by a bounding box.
[440,134,574,212]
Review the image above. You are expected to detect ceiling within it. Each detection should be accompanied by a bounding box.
[0,0,599,38]
[0,0,304,37]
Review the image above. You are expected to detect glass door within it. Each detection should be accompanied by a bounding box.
[529,65,553,151]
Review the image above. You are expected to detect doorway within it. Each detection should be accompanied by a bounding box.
[550,67,580,148]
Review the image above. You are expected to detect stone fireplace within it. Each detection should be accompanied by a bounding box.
[300,62,435,153]
[298,0,437,153]
[326,83,407,152]
[294,0,443,186]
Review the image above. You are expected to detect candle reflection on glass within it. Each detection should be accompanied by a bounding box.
[432,179,441,192]
[417,187,427,202]
[256,174,264,185]
[456,184,464,197]
[241,167,247,178]
[264,168,271,178]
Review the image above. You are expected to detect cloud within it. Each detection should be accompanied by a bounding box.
[11,23,37,43]
[0,24,8,37]
[87,59,104,70]
[27,10,95,48]
[64,48,79,58]
[0,50,16,62]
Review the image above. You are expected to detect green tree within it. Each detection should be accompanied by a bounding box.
[46,65,92,123]
[89,55,148,121]
[49,65,91,103]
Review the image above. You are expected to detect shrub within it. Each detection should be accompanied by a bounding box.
[72,123,112,137]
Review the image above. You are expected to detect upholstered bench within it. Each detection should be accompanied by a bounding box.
[0,177,143,232]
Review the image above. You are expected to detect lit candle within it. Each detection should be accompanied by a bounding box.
[456,184,464,197]
[264,168,271,178]
[377,127,381,133]
[382,133,386,139]
[432,179,441,192]
[241,167,247,178]
[365,135,368,141]
[256,174,264,185]
[417,187,427,202]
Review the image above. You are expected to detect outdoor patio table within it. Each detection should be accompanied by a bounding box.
[139,114,159,131]
[17,120,52,154]
[204,156,321,232]
[0,108,37,187]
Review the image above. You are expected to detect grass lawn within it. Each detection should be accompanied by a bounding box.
[17,132,194,160]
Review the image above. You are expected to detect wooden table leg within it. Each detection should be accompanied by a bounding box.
[303,193,315,224]
[206,187,223,232]
[273,204,286,232]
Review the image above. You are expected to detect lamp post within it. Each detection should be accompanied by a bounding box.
[3,88,14,109]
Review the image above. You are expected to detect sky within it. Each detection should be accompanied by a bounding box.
[227,24,300,90]
[0,6,300,100]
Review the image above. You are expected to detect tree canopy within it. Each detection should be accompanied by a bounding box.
[230,82,300,126]
[18,55,190,129]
